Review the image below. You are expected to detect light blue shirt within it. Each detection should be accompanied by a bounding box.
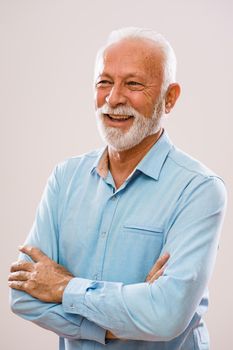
[10,131,227,349]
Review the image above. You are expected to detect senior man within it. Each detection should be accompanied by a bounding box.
[9,27,226,350]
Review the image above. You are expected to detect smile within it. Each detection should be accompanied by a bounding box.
[105,114,134,121]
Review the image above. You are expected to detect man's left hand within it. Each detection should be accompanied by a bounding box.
[8,246,74,303]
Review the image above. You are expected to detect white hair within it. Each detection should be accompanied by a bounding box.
[94,26,177,93]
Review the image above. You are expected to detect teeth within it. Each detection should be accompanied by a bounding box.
[108,114,132,121]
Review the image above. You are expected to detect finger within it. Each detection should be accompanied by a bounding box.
[148,266,165,284]
[8,271,30,282]
[19,245,48,263]
[8,280,27,291]
[145,252,170,282]
[10,261,33,272]
[106,331,118,340]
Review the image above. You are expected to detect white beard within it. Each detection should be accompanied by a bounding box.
[96,97,164,151]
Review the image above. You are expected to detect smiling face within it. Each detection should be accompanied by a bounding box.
[94,38,166,150]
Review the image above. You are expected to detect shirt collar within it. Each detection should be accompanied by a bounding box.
[91,147,109,178]
[136,130,173,180]
[91,130,173,181]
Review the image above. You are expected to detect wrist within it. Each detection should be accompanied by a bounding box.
[57,276,73,303]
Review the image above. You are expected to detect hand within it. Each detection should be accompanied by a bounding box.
[145,252,170,283]
[8,246,74,303]
[106,330,119,340]
[105,252,170,340]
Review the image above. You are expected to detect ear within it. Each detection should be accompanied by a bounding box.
[164,83,181,114]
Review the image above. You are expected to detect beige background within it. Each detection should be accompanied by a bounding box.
[1,0,232,349]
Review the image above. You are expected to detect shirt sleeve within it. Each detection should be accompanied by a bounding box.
[10,164,106,345]
[62,176,227,341]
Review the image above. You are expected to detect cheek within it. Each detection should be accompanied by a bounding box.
[129,94,155,117]
[95,89,107,109]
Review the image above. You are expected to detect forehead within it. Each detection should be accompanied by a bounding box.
[100,38,164,79]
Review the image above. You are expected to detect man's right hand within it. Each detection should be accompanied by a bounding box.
[106,252,170,340]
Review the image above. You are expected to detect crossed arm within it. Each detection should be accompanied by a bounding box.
[8,245,169,340]
[8,166,227,343]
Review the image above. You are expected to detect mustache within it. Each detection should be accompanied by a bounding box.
[97,104,141,118]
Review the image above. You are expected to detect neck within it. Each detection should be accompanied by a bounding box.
[108,128,163,188]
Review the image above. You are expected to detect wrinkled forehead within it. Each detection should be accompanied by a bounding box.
[95,38,165,80]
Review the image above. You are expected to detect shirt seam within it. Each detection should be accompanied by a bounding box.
[167,152,222,180]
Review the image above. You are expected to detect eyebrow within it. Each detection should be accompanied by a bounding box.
[97,73,146,80]
[125,73,145,80]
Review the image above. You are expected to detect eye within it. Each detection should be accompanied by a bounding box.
[96,80,113,87]
[127,81,140,85]
[126,81,144,90]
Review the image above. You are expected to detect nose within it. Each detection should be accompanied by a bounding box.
[106,84,127,108]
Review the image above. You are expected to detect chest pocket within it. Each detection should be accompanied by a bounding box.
[122,223,164,274]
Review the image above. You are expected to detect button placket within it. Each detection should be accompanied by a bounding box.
[93,192,120,281]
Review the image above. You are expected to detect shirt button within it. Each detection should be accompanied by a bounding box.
[112,195,117,200]
[101,231,107,237]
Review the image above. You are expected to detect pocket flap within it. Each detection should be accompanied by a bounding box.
[123,223,163,236]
